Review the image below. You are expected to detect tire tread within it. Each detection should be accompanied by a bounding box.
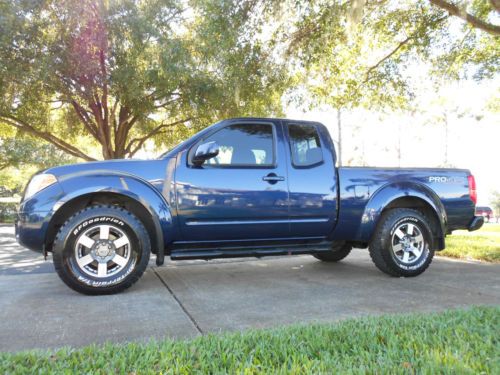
[369,208,434,277]
[53,205,150,295]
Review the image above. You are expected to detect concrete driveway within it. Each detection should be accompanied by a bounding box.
[1,224,499,352]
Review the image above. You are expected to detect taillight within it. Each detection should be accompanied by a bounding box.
[468,175,477,205]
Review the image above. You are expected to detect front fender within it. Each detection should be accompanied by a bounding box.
[54,173,174,264]
[357,181,447,242]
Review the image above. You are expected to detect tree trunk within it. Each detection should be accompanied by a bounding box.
[337,108,342,167]
[444,112,448,166]
[430,0,500,36]
[397,122,401,167]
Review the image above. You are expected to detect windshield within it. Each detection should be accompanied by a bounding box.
[157,120,223,159]
[158,137,191,159]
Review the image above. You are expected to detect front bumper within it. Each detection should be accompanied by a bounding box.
[15,181,64,254]
[15,211,51,253]
[468,216,484,232]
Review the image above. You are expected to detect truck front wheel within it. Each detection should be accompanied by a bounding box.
[369,208,434,277]
[53,205,151,295]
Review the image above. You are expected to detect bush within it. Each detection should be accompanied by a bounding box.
[0,201,17,223]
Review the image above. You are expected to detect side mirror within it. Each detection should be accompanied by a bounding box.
[192,141,219,166]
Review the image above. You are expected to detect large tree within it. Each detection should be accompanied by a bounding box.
[261,0,499,163]
[1,1,497,163]
[277,0,499,106]
[0,0,286,160]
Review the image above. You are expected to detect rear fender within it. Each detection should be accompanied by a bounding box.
[357,182,447,244]
[54,173,173,265]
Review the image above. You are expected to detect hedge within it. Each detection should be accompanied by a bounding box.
[0,201,17,223]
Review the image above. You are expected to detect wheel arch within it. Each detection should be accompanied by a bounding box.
[357,182,447,250]
[46,176,174,265]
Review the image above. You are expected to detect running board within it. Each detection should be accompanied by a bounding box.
[170,242,333,261]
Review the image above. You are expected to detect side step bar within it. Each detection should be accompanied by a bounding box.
[170,242,333,261]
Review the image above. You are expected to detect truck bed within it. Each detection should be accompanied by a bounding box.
[332,167,475,242]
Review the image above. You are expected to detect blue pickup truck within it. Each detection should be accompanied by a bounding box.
[16,118,483,294]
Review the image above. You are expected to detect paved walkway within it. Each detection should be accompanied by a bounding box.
[1,225,499,352]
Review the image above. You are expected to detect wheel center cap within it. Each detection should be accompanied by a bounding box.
[401,237,411,249]
[95,243,112,257]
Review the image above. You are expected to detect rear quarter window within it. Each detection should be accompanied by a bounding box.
[288,124,324,167]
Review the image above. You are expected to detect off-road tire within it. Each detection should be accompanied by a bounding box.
[313,242,352,262]
[53,205,150,295]
[369,208,434,277]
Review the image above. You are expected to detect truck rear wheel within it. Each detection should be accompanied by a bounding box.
[53,205,150,295]
[313,242,352,262]
[369,208,434,277]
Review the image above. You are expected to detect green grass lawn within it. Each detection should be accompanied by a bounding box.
[441,223,500,263]
[1,306,498,374]
[474,223,500,233]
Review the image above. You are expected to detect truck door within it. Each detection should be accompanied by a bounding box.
[174,120,290,241]
[284,121,338,237]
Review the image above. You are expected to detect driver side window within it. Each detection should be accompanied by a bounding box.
[202,123,274,166]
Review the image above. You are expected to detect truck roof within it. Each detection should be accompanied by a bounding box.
[225,117,322,125]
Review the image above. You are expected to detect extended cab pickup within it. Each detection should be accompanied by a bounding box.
[16,118,484,294]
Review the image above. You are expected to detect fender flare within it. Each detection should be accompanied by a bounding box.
[51,172,173,265]
[356,181,447,245]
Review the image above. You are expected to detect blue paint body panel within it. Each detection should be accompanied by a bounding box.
[16,118,478,258]
[331,168,474,243]
[174,119,290,240]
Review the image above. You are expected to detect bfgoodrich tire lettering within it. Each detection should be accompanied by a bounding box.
[369,208,434,277]
[53,205,150,295]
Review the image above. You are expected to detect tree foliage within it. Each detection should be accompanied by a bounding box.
[0,136,74,170]
[0,0,287,160]
[429,0,500,36]
[491,191,500,218]
[270,0,499,110]
[0,0,497,165]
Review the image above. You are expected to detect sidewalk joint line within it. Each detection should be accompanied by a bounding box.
[152,268,204,335]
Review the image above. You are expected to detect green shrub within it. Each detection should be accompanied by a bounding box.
[0,202,17,223]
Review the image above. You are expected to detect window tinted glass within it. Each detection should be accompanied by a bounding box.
[202,124,274,166]
[288,124,323,167]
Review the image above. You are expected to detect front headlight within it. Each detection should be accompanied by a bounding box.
[24,174,58,200]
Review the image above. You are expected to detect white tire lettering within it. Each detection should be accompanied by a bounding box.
[72,216,125,235]
[76,261,135,287]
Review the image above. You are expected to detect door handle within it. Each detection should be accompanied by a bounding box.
[262,173,285,184]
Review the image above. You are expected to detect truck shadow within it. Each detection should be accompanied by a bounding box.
[0,225,53,275]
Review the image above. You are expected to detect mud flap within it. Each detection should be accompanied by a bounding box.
[156,247,164,266]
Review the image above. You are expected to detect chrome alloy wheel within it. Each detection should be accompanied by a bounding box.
[74,224,131,278]
[391,222,426,264]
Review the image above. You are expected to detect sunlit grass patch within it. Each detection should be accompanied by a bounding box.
[441,224,500,262]
[1,306,498,374]
[476,223,500,233]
